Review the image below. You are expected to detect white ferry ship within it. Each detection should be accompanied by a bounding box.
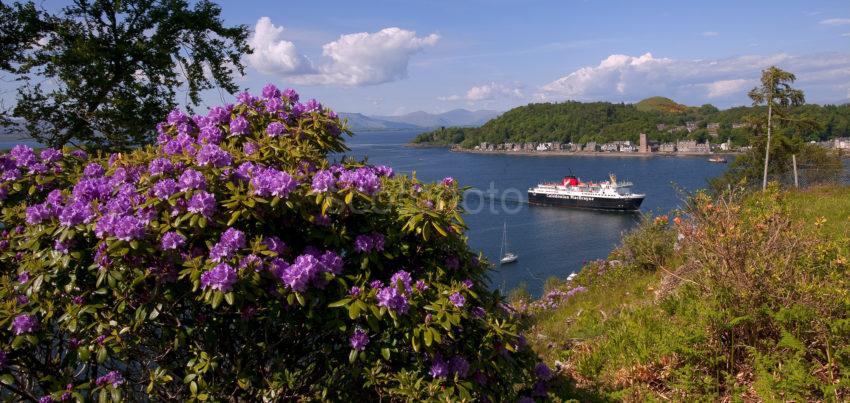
[527,174,644,211]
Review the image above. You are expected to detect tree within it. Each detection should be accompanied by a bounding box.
[7,0,250,150]
[747,67,805,190]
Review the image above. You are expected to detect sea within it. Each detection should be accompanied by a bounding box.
[342,129,729,297]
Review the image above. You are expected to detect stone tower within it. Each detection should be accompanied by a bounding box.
[639,133,649,153]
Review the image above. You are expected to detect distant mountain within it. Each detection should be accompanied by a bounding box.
[338,113,421,132]
[373,109,501,128]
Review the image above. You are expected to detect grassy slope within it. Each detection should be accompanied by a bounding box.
[528,186,850,401]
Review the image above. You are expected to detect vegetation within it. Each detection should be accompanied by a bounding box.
[411,98,850,148]
[522,185,850,401]
[0,86,547,401]
[1,0,251,150]
[634,96,689,114]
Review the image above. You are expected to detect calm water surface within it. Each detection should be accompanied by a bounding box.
[341,130,728,297]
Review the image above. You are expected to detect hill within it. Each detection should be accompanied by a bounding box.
[373,109,500,128]
[411,99,850,148]
[337,112,420,131]
[634,96,689,113]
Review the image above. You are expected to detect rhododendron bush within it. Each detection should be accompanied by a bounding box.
[0,85,545,401]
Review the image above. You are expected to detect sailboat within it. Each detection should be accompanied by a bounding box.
[499,222,518,265]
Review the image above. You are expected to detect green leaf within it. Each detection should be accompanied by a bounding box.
[349,349,357,363]
[327,298,351,308]
[211,292,223,309]
[424,328,433,346]
[381,347,391,360]
[224,292,235,305]
[348,303,360,319]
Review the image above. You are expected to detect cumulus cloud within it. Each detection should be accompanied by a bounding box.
[246,17,439,86]
[820,18,850,25]
[247,17,315,76]
[538,52,850,103]
[439,82,525,102]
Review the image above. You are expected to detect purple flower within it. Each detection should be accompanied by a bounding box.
[12,314,38,335]
[16,295,28,305]
[319,251,344,275]
[148,158,173,176]
[338,167,381,195]
[534,363,553,381]
[374,165,394,178]
[280,254,324,292]
[369,280,383,289]
[161,232,186,250]
[58,201,95,227]
[229,115,249,135]
[349,286,362,297]
[196,144,232,168]
[17,271,29,284]
[238,254,263,271]
[350,329,369,351]
[471,306,486,318]
[209,228,246,262]
[167,108,188,125]
[111,216,146,241]
[198,125,223,144]
[200,263,238,292]
[262,83,281,99]
[69,149,88,159]
[450,356,470,378]
[429,357,449,378]
[243,142,259,156]
[462,279,474,289]
[206,106,230,125]
[152,178,178,199]
[376,286,409,314]
[83,163,105,178]
[178,169,206,191]
[10,145,36,168]
[266,122,285,137]
[250,167,297,198]
[441,177,455,186]
[354,233,385,253]
[415,279,428,291]
[187,191,216,217]
[389,270,413,293]
[263,236,285,255]
[39,396,54,403]
[26,203,54,225]
[566,286,587,297]
[71,295,84,305]
[282,88,299,103]
[39,148,62,163]
[449,292,465,307]
[311,170,335,193]
[95,371,125,388]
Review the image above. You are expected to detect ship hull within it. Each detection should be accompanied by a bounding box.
[528,191,644,211]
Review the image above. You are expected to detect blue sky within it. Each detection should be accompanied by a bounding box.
[5,1,850,115]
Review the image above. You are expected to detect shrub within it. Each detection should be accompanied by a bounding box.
[0,85,544,401]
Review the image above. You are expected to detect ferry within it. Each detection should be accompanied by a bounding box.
[527,174,644,211]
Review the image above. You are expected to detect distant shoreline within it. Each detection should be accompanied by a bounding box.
[406,144,740,158]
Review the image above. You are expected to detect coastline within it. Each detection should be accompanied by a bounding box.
[439,146,739,158]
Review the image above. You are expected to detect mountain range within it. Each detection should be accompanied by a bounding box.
[339,109,501,131]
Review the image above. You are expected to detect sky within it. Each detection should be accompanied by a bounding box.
[5,0,850,116]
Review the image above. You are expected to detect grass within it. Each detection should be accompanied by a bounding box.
[528,185,850,401]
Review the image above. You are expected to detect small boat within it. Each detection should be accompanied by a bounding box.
[499,222,518,265]
[708,156,727,163]
[528,173,644,211]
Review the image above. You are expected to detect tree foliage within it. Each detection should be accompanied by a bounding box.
[4,0,250,150]
[0,85,546,401]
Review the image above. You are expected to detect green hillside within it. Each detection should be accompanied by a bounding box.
[411,99,850,148]
[634,96,689,113]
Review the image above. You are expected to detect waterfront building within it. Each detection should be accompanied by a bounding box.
[834,137,850,150]
[584,142,599,152]
[600,143,618,152]
[659,143,677,153]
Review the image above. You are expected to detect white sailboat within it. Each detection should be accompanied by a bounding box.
[499,222,518,265]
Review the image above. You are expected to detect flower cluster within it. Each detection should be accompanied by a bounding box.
[354,233,385,253]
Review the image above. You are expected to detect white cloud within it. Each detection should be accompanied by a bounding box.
[247,17,315,76]
[538,52,850,104]
[440,82,525,102]
[820,18,850,25]
[843,33,850,37]
[247,17,438,86]
[701,31,719,37]
[705,79,751,98]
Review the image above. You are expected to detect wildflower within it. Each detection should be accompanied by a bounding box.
[280,254,323,292]
[152,179,178,199]
[376,285,409,313]
[415,279,428,291]
[261,83,280,99]
[161,232,186,250]
[198,125,223,144]
[10,145,36,168]
[349,286,362,297]
[374,165,394,178]
[39,148,62,163]
[266,121,285,136]
[250,167,297,198]
[12,314,38,335]
[25,203,54,225]
[200,263,238,292]
[148,158,173,176]
[187,191,216,218]
[441,176,455,186]
[83,163,105,178]
[178,169,206,191]
[311,170,335,192]
[229,115,249,135]
[389,270,413,292]
[238,254,263,271]
[462,279,474,288]
[282,88,299,103]
[95,371,124,388]
[319,250,344,274]
[196,144,232,167]
[58,201,95,227]
[166,108,188,125]
[350,329,369,351]
[209,227,246,261]
[449,292,465,307]
[429,357,449,378]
